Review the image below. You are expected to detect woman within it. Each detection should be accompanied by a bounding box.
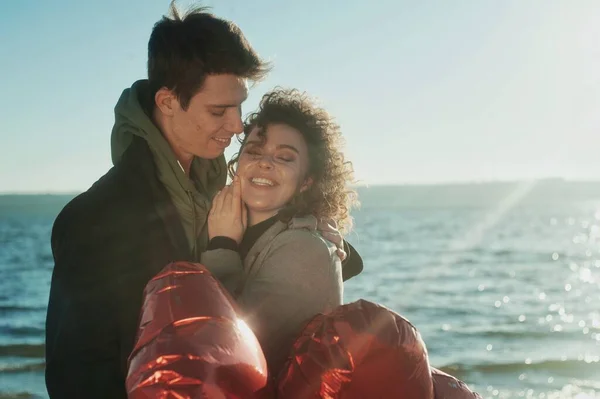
[200,88,357,375]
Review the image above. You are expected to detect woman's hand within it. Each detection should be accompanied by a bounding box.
[317,218,347,261]
[208,175,247,244]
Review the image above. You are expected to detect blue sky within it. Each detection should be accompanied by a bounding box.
[1,0,599,193]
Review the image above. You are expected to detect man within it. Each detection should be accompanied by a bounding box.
[45,4,362,399]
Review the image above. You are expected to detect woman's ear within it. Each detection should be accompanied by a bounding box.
[300,177,313,193]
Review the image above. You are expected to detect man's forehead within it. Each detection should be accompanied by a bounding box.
[199,74,248,104]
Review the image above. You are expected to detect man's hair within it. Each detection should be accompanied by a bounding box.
[148,2,270,109]
[229,88,358,233]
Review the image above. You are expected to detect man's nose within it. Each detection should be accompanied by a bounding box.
[224,107,244,134]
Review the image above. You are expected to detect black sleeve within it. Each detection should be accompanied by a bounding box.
[207,236,239,252]
[45,206,127,399]
[341,240,364,281]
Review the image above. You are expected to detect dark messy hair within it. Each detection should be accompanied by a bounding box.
[147,1,270,109]
[228,88,358,233]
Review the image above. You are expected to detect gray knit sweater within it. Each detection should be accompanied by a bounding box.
[200,215,343,373]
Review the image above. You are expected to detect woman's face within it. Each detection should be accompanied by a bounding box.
[236,123,312,222]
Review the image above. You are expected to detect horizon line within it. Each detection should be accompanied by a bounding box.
[3,177,600,196]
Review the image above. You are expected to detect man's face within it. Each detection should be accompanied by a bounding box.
[169,74,248,159]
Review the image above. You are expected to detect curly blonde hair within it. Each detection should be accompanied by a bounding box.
[228,88,357,233]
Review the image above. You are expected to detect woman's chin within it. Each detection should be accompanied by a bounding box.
[245,202,283,222]
[243,197,276,212]
[246,204,278,215]
[243,194,294,221]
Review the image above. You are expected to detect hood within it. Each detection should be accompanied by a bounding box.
[110,80,225,193]
[109,80,227,255]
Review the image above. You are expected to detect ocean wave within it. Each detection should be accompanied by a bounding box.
[0,325,45,338]
[0,305,46,313]
[0,393,36,399]
[0,362,45,374]
[440,358,600,375]
[0,344,44,358]
[36,253,53,263]
[398,305,490,318]
[449,328,571,339]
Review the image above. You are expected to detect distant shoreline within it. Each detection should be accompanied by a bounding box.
[2,178,600,196]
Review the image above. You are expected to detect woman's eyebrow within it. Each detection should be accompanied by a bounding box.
[244,141,299,154]
[276,144,299,154]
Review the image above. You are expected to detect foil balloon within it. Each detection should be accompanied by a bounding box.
[277,299,434,399]
[126,262,269,399]
[432,368,482,399]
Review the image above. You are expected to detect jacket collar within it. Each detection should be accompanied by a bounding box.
[119,136,192,262]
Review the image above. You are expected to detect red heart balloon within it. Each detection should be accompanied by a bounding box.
[277,299,434,399]
[126,262,269,399]
[432,367,482,399]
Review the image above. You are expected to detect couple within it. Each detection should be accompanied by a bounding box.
[44,4,362,398]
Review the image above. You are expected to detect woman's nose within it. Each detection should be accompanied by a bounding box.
[257,155,274,169]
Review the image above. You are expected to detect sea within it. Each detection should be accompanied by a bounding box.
[0,180,599,398]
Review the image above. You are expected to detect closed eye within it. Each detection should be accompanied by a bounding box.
[276,155,294,162]
[245,148,261,156]
[275,149,296,162]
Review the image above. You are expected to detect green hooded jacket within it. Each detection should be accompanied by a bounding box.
[110,80,227,259]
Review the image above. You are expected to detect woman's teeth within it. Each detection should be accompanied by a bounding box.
[251,177,275,186]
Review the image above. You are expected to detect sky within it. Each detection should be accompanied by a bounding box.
[0,0,599,193]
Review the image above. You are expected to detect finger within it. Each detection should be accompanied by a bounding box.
[232,175,242,216]
[322,231,343,248]
[222,184,233,212]
[212,188,225,215]
[210,190,219,213]
[222,187,233,215]
[241,202,248,230]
